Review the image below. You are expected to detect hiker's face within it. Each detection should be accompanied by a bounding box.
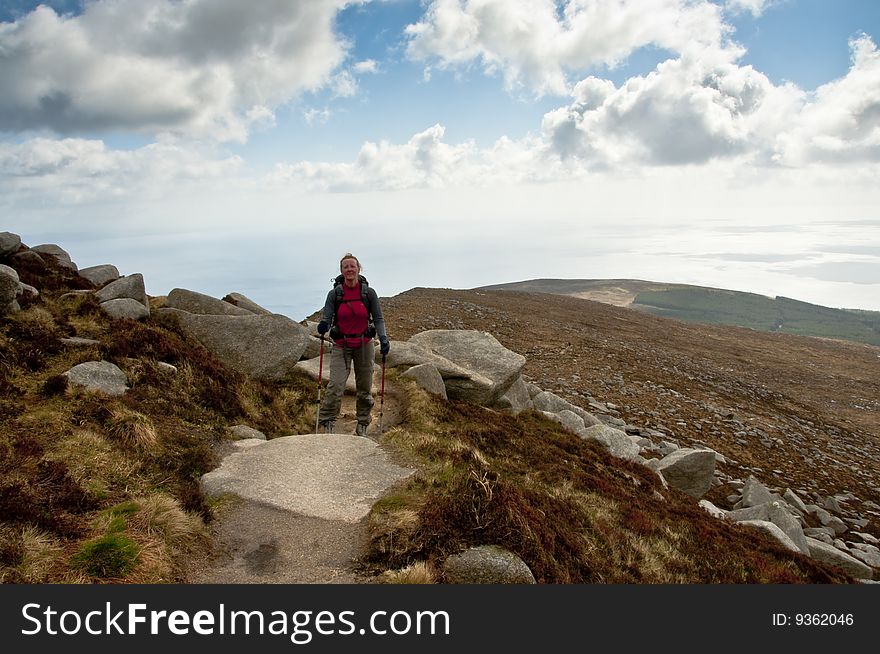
[341,258,359,283]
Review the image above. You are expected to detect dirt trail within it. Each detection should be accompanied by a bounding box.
[184,382,406,584]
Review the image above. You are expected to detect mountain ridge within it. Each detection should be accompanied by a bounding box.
[476,278,880,346]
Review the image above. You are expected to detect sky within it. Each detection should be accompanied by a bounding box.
[1,0,879,321]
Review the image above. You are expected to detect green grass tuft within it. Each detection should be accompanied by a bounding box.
[71,533,140,578]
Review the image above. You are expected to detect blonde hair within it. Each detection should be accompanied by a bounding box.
[339,253,362,273]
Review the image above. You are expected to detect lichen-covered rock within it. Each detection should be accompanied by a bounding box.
[442,545,536,584]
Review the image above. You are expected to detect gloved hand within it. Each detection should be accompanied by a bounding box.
[379,337,390,356]
[317,321,329,335]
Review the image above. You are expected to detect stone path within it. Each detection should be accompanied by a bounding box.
[187,389,411,584]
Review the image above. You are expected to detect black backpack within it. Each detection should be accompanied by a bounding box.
[330,274,376,338]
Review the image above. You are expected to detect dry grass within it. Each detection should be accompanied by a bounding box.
[107,407,159,450]
[365,387,854,584]
[377,561,436,584]
[0,257,303,583]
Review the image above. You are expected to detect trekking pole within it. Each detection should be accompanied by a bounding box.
[378,353,387,435]
[315,335,325,434]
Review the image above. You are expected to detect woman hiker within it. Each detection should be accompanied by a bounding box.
[316,253,390,436]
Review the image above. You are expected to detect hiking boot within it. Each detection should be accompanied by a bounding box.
[355,423,368,437]
[321,420,336,434]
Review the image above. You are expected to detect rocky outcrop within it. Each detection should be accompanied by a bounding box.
[32,244,77,271]
[161,308,312,381]
[382,340,494,402]
[0,266,19,315]
[806,538,873,579]
[408,330,525,405]
[493,375,533,414]
[167,288,252,316]
[101,298,150,321]
[95,273,148,308]
[581,424,641,462]
[401,363,447,399]
[656,448,716,499]
[222,292,273,315]
[532,390,602,428]
[79,264,120,287]
[0,232,21,256]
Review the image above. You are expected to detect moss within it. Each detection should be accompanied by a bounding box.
[71,533,140,578]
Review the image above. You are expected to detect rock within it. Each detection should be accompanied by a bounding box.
[729,504,772,522]
[824,496,845,514]
[61,337,102,347]
[157,362,178,374]
[101,298,150,321]
[200,434,414,523]
[79,264,120,287]
[699,500,729,519]
[581,424,641,461]
[293,356,361,393]
[849,544,880,568]
[806,538,873,579]
[161,309,312,381]
[222,292,273,315]
[783,488,808,514]
[804,529,834,545]
[19,283,38,300]
[532,391,601,427]
[408,330,525,405]
[95,273,148,308]
[64,360,129,396]
[0,269,18,314]
[402,363,448,399]
[10,250,44,266]
[383,340,493,402]
[441,545,536,584]
[740,477,782,508]
[229,425,267,441]
[301,336,324,360]
[0,231,21,256]
[767,502,811,555]
[821,515,849,536]
[739,520,801,553]
[494,375,533,415]
[0,264,19,282]
[543,409,585,434]
[32,244,77,270]
[167,288,252,316]
[656,448,716,499]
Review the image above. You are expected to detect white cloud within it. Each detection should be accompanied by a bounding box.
[724,0,778,18]
[332,70,359,98]
[775,35,880,165]
[353,59,379,74]
[303,107,333,126]
[0,0,354,141]
[269,123,578,191]
[541,44,807,167]
[0,137,242,203]
[540,35,880,169]
[405,0,731,95]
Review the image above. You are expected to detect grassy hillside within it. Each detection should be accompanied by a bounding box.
[634,288,880,345]
[479,279,880,346]
[0,256,859,584]
[0,254,316,582]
